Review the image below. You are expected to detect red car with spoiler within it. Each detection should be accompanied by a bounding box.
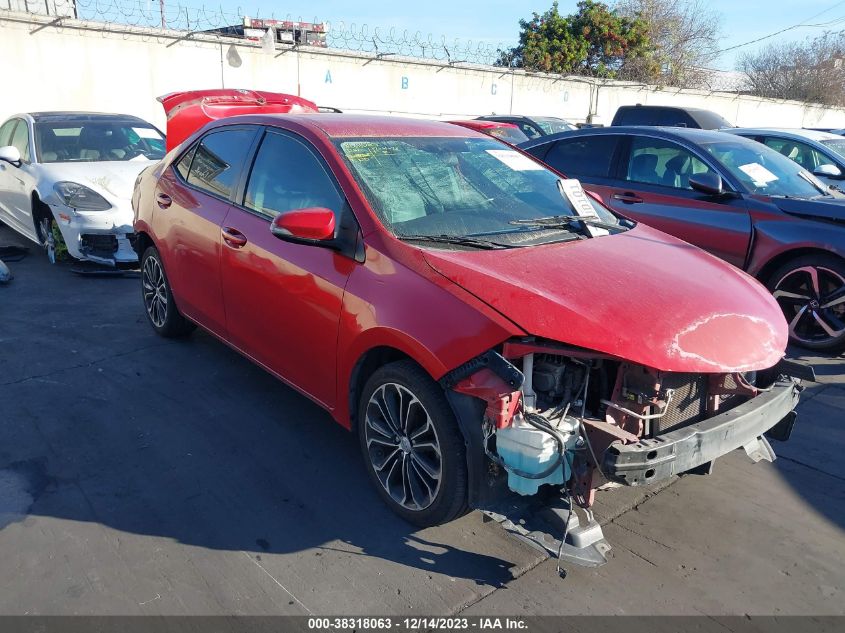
[132,90,807,568]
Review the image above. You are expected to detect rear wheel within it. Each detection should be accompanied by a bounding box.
[357,360,468,527]
[141,245,195,338]
[768,254,845,352]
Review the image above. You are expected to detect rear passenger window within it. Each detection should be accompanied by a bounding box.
[175,144,197,180]
[616,108,659,126]
[244,131,344,220]
[543,136,619,179]
[187,129,256,199]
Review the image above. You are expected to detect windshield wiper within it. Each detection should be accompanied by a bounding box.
[508,214,627,232]
[797,171,830,196]
[397,234,511,249]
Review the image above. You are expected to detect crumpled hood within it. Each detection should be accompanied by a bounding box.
[423,224,787,373]
[769,194,845,223]
[39,160,154,201]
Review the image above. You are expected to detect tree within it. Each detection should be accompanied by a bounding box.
[615,0,722,87]
[737,31,845,107]
[497,1,656,80]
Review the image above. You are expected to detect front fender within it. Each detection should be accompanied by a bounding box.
[748,216,845,278]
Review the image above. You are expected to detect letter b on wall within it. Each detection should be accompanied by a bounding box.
[401,76,409,90]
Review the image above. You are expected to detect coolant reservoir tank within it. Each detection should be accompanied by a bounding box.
[496,417,577,496]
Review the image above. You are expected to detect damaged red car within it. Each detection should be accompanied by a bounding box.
[132,106,806,566]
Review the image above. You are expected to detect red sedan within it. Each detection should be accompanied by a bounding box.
[132,111,803,565]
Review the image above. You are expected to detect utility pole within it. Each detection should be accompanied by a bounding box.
[159,0,165,29]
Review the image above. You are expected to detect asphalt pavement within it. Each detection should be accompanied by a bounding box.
[0,224,843,616]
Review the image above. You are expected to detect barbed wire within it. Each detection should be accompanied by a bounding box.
[6,0,516,66]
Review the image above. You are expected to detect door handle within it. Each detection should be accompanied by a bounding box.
[156,193,172,209]
[611,192,644,204]
[221,227,248,248]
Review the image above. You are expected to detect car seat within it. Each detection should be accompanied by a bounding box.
[630,153,659,184]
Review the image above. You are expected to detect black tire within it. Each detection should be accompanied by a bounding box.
[140,245,195,338]
[767,253,845,352]
[33,200,61,264]
[357,360,468,527]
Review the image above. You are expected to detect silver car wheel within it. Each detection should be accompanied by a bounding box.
[39,217,56,264]
[364,382,442,511]
[142,254,168,328]
[773,265,845,344]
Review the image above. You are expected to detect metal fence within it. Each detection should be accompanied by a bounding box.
[7,0,513,66]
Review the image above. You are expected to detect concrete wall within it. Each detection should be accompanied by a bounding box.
[3,9,845,132]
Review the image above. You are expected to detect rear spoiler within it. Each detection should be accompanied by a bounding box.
[158,89,319,152]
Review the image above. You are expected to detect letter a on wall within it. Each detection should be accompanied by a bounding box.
[325,70,332,84]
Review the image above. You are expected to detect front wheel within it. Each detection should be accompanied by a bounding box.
[358,360,468,527]
[768,254,845,352]
[141,245,195,338]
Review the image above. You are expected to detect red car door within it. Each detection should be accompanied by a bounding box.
[605,136,752,268]
[154,127,259,336]
[219,129,357,409]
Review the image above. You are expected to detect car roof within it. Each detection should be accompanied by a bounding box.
[616,105,713,113]
[24,112,152,123]
[729,128,844,142]
[225,113,484,138]
[448,119,519,130]
[519,125,742,149]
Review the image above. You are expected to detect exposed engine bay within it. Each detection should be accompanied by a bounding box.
[441,338,806,568]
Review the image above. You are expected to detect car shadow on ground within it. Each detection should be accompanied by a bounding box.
[0,278,520,589]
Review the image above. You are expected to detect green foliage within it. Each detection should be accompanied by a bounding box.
[497,1,657,80]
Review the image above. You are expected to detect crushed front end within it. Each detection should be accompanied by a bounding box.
[441,339,805,568]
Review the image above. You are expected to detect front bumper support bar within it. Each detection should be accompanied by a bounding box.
[603,379,800,485]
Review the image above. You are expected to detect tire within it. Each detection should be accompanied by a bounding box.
[33,203,62,264]
[767,253,845,352]
[140,245,195,338]
[357,360,468,527]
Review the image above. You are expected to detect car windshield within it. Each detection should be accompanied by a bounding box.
[701,139,828,197]
[821,138,845,160]
[335,136,626,245]
[35,120,166,163]
[533,117,576,134]
[693,111,734,129]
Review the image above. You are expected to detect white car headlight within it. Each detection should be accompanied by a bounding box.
[53,182,112,211]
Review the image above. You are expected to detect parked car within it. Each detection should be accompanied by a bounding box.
[725,128,845,188]
[611,104,734,129]
[475,115,575,140]
[521,126,845,350]
[447,119,529,144]
[0,112,166,265]
[133,109,802,566]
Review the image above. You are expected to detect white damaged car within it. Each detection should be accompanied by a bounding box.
[0,112,166,266]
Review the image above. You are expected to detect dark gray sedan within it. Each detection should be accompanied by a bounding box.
[521,126,845,351]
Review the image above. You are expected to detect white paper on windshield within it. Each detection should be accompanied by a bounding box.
[486,149,544,171]
[558,178,608,236]
[739,162,778,186]
[133,127,161,139]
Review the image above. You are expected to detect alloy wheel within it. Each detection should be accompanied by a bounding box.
[142,255,168,328]
[773,265,845,345]
[364,382,442,511]
[39,217,56,264]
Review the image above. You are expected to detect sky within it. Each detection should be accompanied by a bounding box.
[145,0,845,70]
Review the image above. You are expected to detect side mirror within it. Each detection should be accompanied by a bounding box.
[813,163,843,178]
[0,146,21,166]
[689,172,724,196]
[270,207,336,243]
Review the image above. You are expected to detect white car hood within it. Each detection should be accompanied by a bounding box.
[38,160,153,201]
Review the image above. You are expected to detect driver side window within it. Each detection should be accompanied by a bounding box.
[762,137,826,170]
[244,131,345,221]
[626,137,711,190]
